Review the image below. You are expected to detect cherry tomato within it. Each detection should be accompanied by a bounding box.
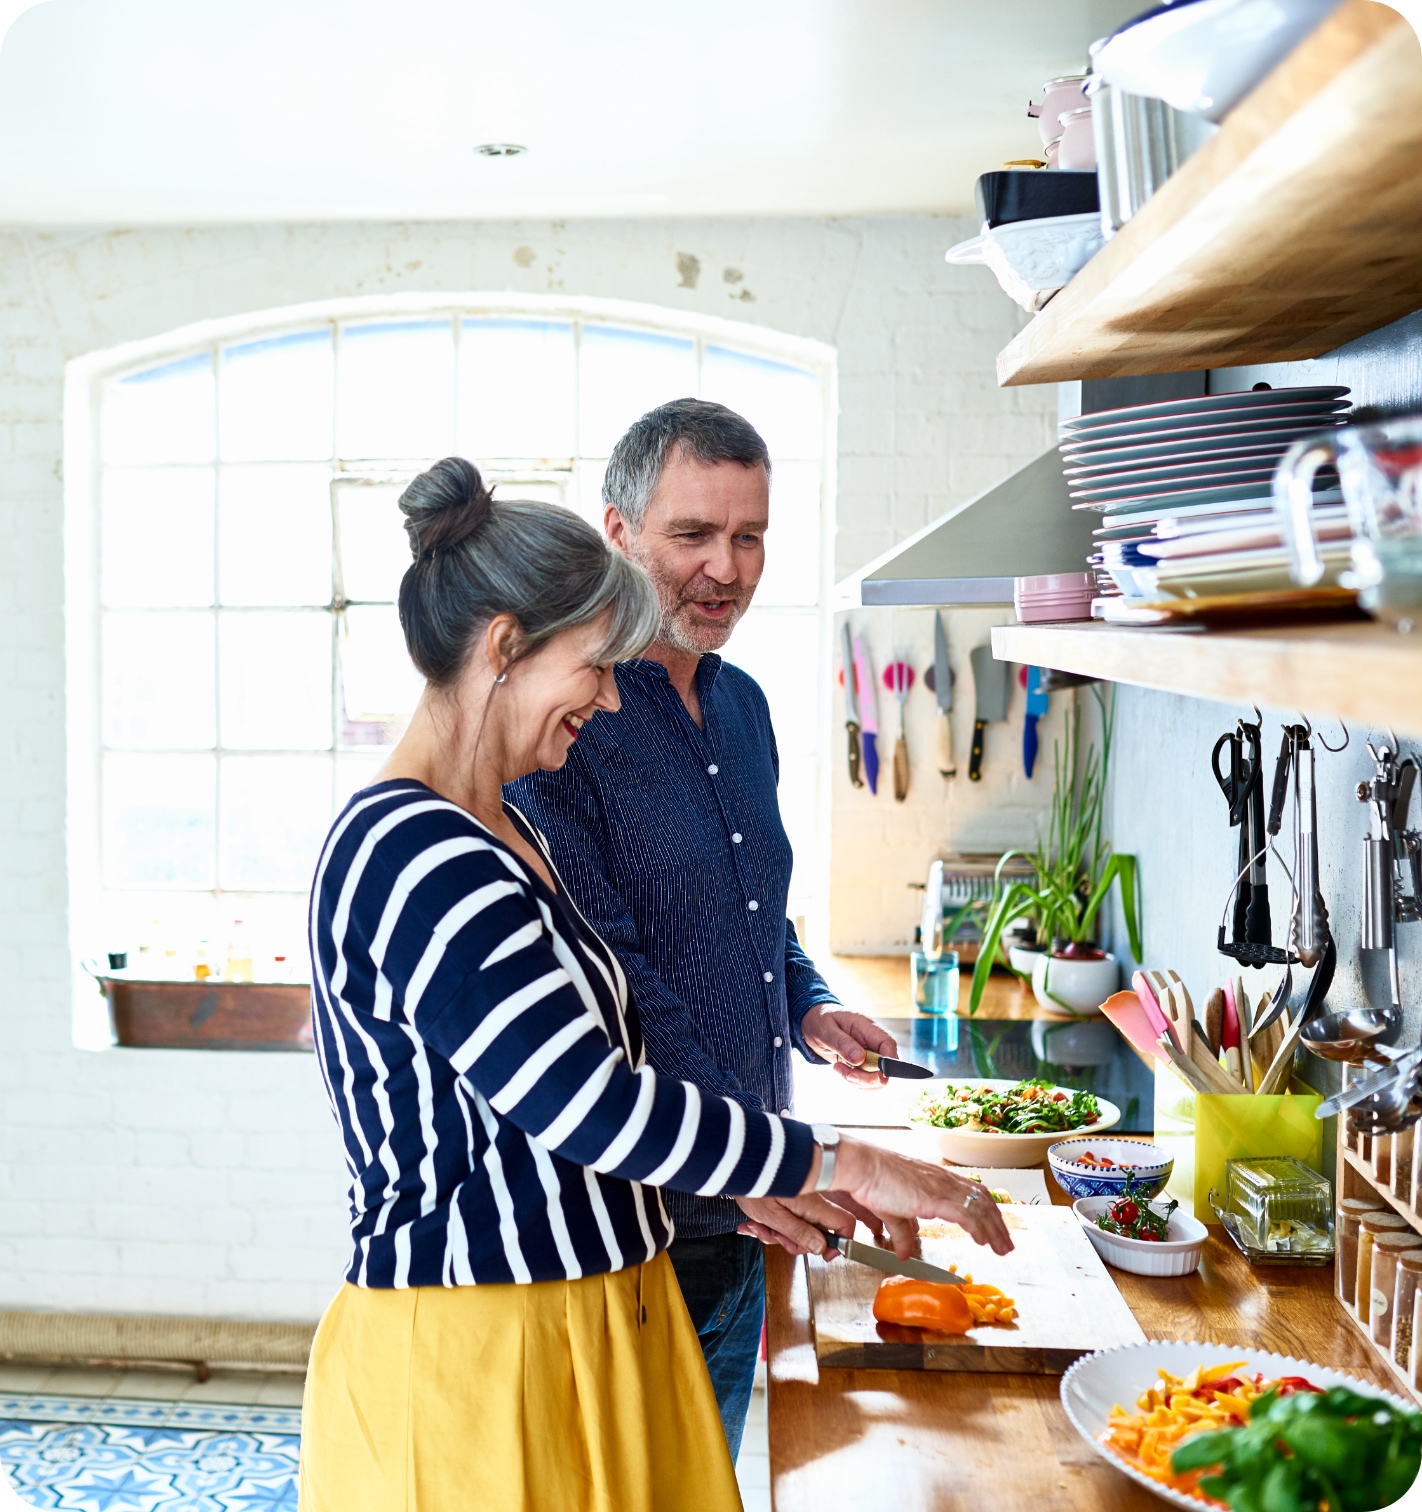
[1137,1229,1161,1242]
[1111,1200,1140,1226]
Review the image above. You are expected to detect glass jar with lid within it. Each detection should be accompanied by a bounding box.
[1338,1198,1385,1304]
[1358,1211,1413,1324]
[1370,1233,1420,1347]
[1393,1249,1422,1371]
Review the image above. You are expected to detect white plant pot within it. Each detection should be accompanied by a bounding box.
[1031,952,1120,1015]
[1007,944,1046,978]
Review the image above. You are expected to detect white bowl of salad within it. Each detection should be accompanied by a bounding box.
[912,1078,1121,1168]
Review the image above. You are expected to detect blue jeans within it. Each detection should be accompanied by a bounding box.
[666,1233,765,1461]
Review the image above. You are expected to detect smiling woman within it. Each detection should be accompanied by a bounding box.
[70,299,834,1035]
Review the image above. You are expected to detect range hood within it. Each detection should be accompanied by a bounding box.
[835,449,1095,607]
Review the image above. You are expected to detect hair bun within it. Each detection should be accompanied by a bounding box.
[398,457,494,561]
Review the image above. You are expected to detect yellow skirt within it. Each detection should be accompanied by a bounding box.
[298,1251,743,1512]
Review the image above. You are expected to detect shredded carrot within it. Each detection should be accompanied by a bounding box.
[1099,1364,1309,1506]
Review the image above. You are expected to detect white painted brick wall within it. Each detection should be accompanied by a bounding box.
[0,217,1054,1318]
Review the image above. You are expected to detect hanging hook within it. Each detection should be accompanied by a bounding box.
[1315,718,1349,753]
[1296,711,1312,738]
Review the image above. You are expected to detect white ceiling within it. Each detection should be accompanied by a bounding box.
[0,0,1138,224]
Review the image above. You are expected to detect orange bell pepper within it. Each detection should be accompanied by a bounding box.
[872,1276,973,1333]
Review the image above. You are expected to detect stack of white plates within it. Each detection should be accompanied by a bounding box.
[1015,571,1095,623]
[1060,385,1350,518]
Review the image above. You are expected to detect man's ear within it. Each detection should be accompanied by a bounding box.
[603,504,632,554]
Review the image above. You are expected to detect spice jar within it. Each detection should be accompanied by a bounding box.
[1357,1211,1412,1323]
[1338,1199,1386,1305]
[1394,1127,1416,1201]
[1370,1233,1418,1346]
[1394,1250,1422,1370]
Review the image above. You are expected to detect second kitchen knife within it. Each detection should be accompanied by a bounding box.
[853,635,880,795]
[1023,666,1047,778]
[968,645,1010,783]
[841,621,863,789]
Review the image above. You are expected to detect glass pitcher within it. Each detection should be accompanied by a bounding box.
[1276,417,1422,627]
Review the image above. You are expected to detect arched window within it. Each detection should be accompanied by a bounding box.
[68,296,835,1011]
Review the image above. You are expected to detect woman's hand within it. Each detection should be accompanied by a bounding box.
[814,1136,1014,1258]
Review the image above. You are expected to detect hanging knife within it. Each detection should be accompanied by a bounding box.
[841,621,863,789]
[854,635,880,795]
[933,612,956,778]
[1023,666,1047,779]
[821,1230,967,1285]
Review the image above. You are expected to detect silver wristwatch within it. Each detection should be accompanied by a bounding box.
[811,1124,840,1191]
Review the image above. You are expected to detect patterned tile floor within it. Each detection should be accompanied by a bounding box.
[0,1368,303,1511]
[0,1364,772,1511]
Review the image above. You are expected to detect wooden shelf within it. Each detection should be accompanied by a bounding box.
[997,2,1422,386]
[1337,1120,1422,1404]
[991,619,1422,734]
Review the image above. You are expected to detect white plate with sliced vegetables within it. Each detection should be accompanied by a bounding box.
[1062,1341,1422,1510]
[911,1078,1120,1168]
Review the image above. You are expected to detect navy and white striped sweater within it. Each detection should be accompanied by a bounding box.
[308,780,816,1287]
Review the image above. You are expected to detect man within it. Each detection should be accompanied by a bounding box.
[506,398,900,1456]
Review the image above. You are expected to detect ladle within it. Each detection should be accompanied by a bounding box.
[1300,1004,1401,1065]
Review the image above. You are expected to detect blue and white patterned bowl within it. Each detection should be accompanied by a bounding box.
[1047,1137,1172,1200]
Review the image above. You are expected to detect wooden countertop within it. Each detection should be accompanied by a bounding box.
[765,1133,1389,1511]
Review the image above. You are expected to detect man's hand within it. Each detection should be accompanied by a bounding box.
[800,1005,899,1086]
[735,1192,915,1258]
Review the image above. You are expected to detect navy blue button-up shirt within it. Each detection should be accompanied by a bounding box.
[506,654,839,1238]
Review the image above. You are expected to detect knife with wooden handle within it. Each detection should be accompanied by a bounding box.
[933,612,956,778]
[841,621,863,789]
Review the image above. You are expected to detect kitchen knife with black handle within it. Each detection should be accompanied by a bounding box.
[968,644,1010,783]
[821,1231,967,1285]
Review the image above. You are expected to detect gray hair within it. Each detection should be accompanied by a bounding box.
[602,398,771,530]
[397,457,659,686]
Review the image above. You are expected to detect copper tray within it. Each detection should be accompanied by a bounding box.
[100,978,313,1051]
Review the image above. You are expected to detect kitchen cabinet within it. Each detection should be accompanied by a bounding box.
[996,2,1422,386]
[992,620,1422,735]
[765,1132,1390,1512]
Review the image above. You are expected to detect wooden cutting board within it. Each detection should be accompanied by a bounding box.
[807,1203,1146,1375]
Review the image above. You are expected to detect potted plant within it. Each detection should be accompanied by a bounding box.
[968,685,1143,1016]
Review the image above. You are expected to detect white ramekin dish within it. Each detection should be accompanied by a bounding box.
[1073,1197,1207,1277]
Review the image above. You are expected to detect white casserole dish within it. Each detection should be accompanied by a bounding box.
[1073,1196,1207,1277]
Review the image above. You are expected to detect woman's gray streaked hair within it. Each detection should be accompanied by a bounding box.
[397,457,659,687]
[602,397,771,530]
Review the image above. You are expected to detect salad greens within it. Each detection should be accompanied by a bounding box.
[1172,1383,1422,1512]
[917,1078,1102,1135]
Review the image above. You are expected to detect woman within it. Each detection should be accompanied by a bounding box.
[300,458,1011,1512]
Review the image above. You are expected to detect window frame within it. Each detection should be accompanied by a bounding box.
[64,293,838,1047]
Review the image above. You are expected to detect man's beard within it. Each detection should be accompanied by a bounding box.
[628,547,751,655]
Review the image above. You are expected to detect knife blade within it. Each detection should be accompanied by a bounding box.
[853,635,879,795]
[824,1231,966,1286]
[933,612,956,778]
[861,1051,934,1079]
[1023,665,1047,778]
[967,645,1010,784]
[841,622,863,789]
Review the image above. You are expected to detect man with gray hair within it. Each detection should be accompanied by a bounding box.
[506,398,899,1456]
